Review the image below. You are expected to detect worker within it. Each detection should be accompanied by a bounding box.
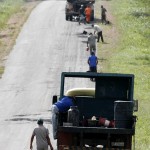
[51,96,75,139]
[30,119,53,150]
[87,33,97,54]
[79,5,86,25]
[92,24,104,43]
[101,5,107,24]
[89,2,94,21]
[88,51,98,81]
[84,5,92,23]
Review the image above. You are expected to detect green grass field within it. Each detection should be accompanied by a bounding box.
[0,0,24,30]
[108,0,150,149]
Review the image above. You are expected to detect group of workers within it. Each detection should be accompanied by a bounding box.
[29,3,108,150]
[79,4,107,25]
[79,2,94,24]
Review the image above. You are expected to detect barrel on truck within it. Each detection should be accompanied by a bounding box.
[52,72,138,150]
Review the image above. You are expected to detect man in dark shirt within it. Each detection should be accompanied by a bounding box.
[101,5,107,24]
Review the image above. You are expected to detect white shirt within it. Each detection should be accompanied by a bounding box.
[94,25,102,32]
[33,125,49,148]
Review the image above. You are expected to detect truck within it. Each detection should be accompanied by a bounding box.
[52,72,138,150]
[65,0,95,21]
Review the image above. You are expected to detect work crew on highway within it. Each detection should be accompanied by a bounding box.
[51,96,75,139]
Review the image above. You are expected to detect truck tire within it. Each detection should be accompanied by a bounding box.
[70,15,73,21]
[66,15,69,21]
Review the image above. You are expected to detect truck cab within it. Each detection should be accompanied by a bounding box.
[53,72,138,150]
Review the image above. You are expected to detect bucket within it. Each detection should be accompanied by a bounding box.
[67,106,79,126]
[114,101,133,128]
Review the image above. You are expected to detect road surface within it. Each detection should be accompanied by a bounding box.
[0,0,95,149]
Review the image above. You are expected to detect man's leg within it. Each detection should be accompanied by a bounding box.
[97,32,100,42]
[100,31,104,42]
[51,105,59,139]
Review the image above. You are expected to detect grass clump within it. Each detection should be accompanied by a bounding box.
[109,0,150,149]
[0,0,24,30]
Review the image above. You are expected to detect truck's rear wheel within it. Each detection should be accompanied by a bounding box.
[66,15,69,21]
[70,15,73,21]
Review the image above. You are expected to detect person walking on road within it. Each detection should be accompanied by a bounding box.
[101,5,107,24]
[84,5,92,23]
[92,24,104,43]
[88,51,98,81]
[79,5,86,25]
[87,33,97,54]
[30,119,53,150]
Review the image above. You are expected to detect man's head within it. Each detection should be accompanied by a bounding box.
[91,51,95,55]
[37,118,43,125]
[101,5,103,8]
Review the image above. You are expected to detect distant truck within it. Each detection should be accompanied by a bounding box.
[65,0,95,21]
[53,72,138,150]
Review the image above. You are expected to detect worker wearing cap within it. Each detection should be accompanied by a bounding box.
[30,119,53,150]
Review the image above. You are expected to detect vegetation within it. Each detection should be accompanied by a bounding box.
[0,0,24,30]
[107,0,150,149]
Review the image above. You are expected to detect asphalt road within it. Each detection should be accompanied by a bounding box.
[0,0,95,149]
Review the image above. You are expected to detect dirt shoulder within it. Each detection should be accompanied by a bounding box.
[95,0,120,72]
[0,1,40,77]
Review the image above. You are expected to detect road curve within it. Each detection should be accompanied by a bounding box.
[0,0,94,149]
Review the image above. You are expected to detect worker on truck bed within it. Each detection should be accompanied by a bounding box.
[51,96,75,139]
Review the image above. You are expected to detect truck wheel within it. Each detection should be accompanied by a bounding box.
[66,15,69,21]
[70,15,73,21]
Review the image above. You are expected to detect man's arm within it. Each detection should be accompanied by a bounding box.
[30,134,34,150]
[96,57,98,65]
[87,57,90,65]
[46,135,54,150]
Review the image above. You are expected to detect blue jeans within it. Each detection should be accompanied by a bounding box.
[51,105,59,139]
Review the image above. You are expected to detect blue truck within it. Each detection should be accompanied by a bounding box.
[53,72,138,150]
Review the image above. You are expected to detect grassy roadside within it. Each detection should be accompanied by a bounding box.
[103,0,150,149]
[0,0,40,77]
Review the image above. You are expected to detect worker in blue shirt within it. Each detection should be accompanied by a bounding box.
[51,96,74,139]
[88,51,98,81]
